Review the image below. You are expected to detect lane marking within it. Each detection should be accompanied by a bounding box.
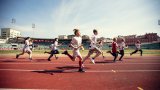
[111,70,116,73]
[137,87,144,90]
[0,88,59,90]
[0,62,160,65]
[0,69,160,73]
[87,70,160,73]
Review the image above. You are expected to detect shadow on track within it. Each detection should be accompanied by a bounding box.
[32,69,65,75]
[1,60,16,62]
[34,59,48,62]
[32,66,89,75]
[1,59,30,62]
[95,60,115,64]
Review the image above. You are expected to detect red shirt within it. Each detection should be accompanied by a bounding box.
[112,42,118,53]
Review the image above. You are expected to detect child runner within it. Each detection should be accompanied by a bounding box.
[130,40,143,56]
[82,29,102,64]
[29,39,34,51]
[97,39,105,58]
[16,37,32,60]
[107,38,118,62]
[118,38,126,61]
[62,29,84,72]
[44,38,60,61]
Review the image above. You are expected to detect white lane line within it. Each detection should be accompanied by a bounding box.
[0,69,160,73]
[0,62,160,65]
[111,70,116,73]
[87,70,160,73]
[137,87,144,90]
[121,63,160,65]
[0,69,38,72]
[0,88,59,90]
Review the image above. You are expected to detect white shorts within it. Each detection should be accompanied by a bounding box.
[23,47,32,53]
[72,49,82,58]
[89,44,97,50]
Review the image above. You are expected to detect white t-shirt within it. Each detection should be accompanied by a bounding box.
[119,42,125,50]
[135,43,141,50]
[50,41,58,50]
[70,36,82,57]
[97,42,103,50]
[24,40,30,48]
[71,36,82,50]
[90,34,98,49]
[23,40,31,52]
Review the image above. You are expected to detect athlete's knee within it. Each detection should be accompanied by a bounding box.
[28,51,32,54]
[71,57,76,61]
[97,49,102,54]
[71,59,76,61]
[87,53,92,57]
[97,51,101,55]
[50,54,54,57]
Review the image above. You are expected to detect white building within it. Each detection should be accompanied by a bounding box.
[1,28,21,39]
[58,35,68,39]
[82,35,89,39]
[67,35,75,39]
[0,39,7,43]
[105,38,113,43]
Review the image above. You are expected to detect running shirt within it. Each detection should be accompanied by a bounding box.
[112,41,118,53]
[71,36,82,57]
[90,35,98,49]
[24,40,30,48]
[29,42,33,50]
[23,40,32,52]
[50,41,58,50]
[119,42,125,50]
[97,42,103,50]
[71,36,82,50]
[135,43,141,50]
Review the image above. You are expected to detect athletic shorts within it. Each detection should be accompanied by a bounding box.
[88,47,101,55]
[73,49,82,58]
[51,49,59,54]
[23,47,32,53]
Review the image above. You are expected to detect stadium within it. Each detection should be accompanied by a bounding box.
[0,0,160,90]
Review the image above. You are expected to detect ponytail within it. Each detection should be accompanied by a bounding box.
[73,29,79,35]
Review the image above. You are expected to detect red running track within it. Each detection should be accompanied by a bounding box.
[0,54,160,90]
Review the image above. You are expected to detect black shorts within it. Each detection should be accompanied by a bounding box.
[51,50,59,54]
[112,53,118,56]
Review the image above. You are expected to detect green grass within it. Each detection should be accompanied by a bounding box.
[0,49,160,55]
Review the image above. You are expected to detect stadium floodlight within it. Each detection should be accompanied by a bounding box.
[11,18,16,24]
[32,23,35,38]
[11,18,16,29]
[32,23,35,28]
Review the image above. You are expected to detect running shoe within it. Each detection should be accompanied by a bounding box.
[55,57,59,60]
[106,51,111,53]
[78,68,85,72]
[62,50,68,55]
[48,58,51,61]
[90,58,95,64]
[16,54,19,59]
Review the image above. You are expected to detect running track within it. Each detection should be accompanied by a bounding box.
[0,54,160,90]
